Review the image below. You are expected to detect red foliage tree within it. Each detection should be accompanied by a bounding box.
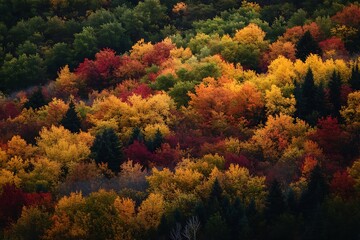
[142,41,174,66]
[0,101,21,120]
[332,4,360,27]
[311,117,350,174]
[319,37,349,59]
[330,170,355,199]
[0,184,26,227]
[124,141,155,170]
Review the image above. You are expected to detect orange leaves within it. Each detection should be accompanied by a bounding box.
[188,78,264,132]
[332,4,360,27]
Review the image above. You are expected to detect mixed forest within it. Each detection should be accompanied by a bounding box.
[0,0,360,239]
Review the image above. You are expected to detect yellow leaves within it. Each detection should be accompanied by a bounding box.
[54,65,78,97]
[137,193,165,230]
[20,157,61,192]
[7,135,37,159]
[223,164,266,208]
[130,39,154,61]
[143,123,170,141]
[294,54,351,85]
[170,46,192,61]
[89,93,175,142]
[268,56,296,87]
[114,197,136,223]
[348,158,360,194]
[341,91,360,128]
[265,85,296,116]
[234,23,267,50]
[331,24,358,40]
[0,169,21,189]
[56,192,86,213]
[173,168,204,192]
[252,114,309,162]
[37,125,93,166]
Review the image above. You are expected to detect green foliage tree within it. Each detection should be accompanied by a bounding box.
[73,27,98,62]
[0,54,46,93]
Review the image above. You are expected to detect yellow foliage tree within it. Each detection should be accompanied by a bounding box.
[265,85,296,116]
[137,193,165,230]
[36,125,93,167]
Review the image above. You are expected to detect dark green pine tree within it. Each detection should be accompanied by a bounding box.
[349,64,360,90]
[294,80,305,119]
[60,101,81,133]
[295,31,322,61]
[146,129,164,152]
[265,179,286,222]
[328,71,342,118]
[301,68,318,124]
[300,165,328,216]
[314,82,327,118]
[128,127,144,145]
[90,128,123,173]
[24,87,47,109]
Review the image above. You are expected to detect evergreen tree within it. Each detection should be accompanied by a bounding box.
[60,101,81,133]
[204,212,231,240]
[90,128,123,173]
[23,87,47,109]
[265,180,286,221]
[146,129,164,152]
[295,31,322,61]
[300,165,328,215]
[349,64,360,91]
[328,71,342,118]
[314,82,327,117]
[128,127,144,145]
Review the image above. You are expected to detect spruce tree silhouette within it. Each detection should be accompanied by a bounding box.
[296,31,322,61]
[90,128,123,173]
[60,101,81,133]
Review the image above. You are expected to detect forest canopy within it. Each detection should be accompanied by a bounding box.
[1,0,360,239]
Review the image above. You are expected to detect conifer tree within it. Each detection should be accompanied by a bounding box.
[265,179,286,221]
[296,31,322,61]
[328,71,342,117]
[60,101,81,133]
[90,128,123,173]
[24,87,47,109]
[349,64,360,90]
[300,165,328,215]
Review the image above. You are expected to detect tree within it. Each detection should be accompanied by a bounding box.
[328,71,342,118]
[90,128,123,173]
[73,27,98,62]
[349,64,360,91]
[60,101,81,133]
[24,87,47,110]
[6,206,51,240]
[0,54,47,93]
[300,165,328,215]
[265,180,285,221]
[295,31,322,61]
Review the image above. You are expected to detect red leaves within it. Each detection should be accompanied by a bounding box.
[319,37,349,59]
[142,42,174,66]
[332,4,360,27]
[330,170,355,199]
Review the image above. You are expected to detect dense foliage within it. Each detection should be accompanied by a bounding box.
[1,0,360,239]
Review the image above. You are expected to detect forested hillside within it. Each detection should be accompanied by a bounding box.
[1,0,360,239]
